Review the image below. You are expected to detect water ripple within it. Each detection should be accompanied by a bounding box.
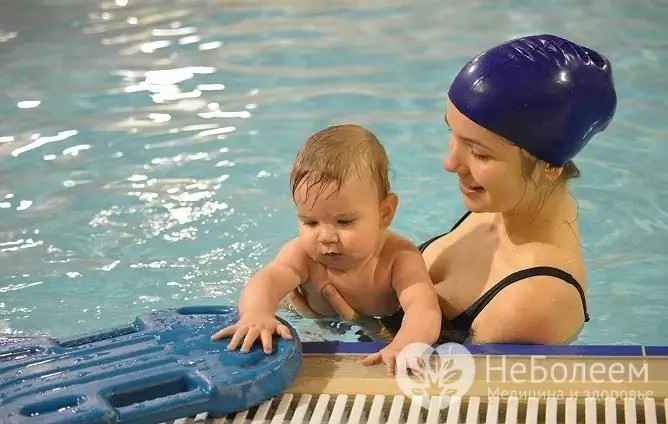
[0,0,667,345]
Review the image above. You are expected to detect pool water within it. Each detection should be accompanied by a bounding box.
[1,0,667,346]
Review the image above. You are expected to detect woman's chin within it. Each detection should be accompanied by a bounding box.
[460,192,490,213]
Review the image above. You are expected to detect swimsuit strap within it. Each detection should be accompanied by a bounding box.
[450,266,590,331]
[417,211,590,335]
[418,211,472,253]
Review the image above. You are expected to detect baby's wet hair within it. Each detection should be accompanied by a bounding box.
[290,124,390,203]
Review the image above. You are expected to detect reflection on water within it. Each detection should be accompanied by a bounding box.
[0,0,667,345]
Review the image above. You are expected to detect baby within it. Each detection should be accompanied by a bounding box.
[211,124,442,375]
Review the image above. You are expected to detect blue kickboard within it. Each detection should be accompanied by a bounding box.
[0,305,303,424]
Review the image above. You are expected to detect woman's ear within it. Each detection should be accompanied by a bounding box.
[380,193,399,228]
[543,163,564,182]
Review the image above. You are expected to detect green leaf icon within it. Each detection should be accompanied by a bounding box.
[440,369,462,385]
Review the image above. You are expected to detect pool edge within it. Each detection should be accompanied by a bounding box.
[301,341,666,357]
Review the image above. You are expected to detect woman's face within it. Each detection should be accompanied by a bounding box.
[442,100,547,214]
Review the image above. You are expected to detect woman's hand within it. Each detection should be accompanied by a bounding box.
[282,287,321,318]
[283,283,363,322]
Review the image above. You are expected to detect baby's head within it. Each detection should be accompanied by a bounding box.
[289,124,398,268]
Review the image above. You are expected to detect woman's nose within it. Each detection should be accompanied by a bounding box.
[443,138,463,173]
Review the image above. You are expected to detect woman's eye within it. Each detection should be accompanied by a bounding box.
[472,151,489,160]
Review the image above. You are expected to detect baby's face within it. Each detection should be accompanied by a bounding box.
[293,176,388,270]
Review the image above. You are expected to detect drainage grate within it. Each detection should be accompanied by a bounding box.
[168,393,667,423]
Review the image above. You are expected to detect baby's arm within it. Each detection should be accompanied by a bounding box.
[238,238,310,317]
[359,242,442,375]
[388,244,442,349]
[211,238,310,352]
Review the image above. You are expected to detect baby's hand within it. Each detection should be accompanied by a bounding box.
[211,312,292,354]
[359,342,423,376]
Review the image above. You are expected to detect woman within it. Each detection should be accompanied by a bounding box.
[285,34,617,345]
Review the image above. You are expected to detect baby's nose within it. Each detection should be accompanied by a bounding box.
[317,227,337,243]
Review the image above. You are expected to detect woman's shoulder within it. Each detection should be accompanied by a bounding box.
[472,232,589,344]
[437,210,588,344]
[525,213,588,289]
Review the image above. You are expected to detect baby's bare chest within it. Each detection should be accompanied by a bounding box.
[316,263,391,294]
[307,262,399,315]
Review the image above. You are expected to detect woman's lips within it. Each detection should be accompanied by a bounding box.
[459,180,484,194]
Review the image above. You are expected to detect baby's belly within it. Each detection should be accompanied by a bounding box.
[299,283,399,318]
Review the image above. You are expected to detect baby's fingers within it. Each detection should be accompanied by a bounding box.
[226,326,248,351]
[359,352,382,366]
[395,352,421,377]
[383,354,397,377]
[210,324,236,341]
[260,329,274,354]
[276,324,293,340]
[240,327,261,353]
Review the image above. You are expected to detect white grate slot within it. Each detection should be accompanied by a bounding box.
[326,394,347,424]
[545,395,558,424]
[386,395,405,424]
[485,396,500,424]
[644,397,657,424]
[505,395,519,424]
[624,397,637,424]
[194,412,208,422]
[465,396,481,424]
[366,395,385,423]
[586,396,598,424]
[169,393,666,424]
[348,394,367,424]
[564,396,577,424]
[290,394,312,423]
[605,397,617,424]
[425,396,442,424]
[251,399,274,423]
[405,396,424,423]
[232,409,249,424]
[308,393,329,424]
[525,396,539,424]
[444,396,461,424]
[269,393,293,424]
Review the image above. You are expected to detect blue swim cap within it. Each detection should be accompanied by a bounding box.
[448,34,617,166]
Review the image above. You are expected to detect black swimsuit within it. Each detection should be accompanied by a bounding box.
[377,211,590,344]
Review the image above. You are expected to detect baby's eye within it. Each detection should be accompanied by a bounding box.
[337,219,354,226]
[303,220,318,227]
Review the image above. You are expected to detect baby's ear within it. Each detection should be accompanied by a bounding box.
[380,193,399,228]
